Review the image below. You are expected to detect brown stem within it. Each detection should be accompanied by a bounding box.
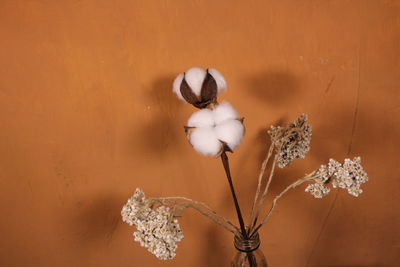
[220,151,248,239]
[247,252,258,266]
[220,151,257,267]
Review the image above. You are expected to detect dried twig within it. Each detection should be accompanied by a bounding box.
[155,196,239,232]
[250,172,316,237]
[248,143,274,232]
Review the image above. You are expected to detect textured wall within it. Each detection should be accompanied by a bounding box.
[0,1,399,266]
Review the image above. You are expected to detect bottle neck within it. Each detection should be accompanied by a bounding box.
[234,231,260,253]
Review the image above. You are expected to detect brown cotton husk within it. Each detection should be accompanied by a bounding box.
[180,78,199,105]
[200,72,218,103]
[180,69,218,109]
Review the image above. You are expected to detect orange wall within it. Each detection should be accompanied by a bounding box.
[0,1,399,266]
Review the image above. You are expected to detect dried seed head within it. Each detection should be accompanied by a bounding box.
[305,157,368,198]
[121,188,184,260]
[305,183,331,198]
[269,114,312,168]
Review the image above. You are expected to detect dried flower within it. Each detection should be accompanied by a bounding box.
[269,114,312,168]
[173,67,227,108]
[121,189,184,260]
[305,183,331,198]
[332,157,368,197]
[305,157,368,198]
[121,188,147,225]
[185,101,244,156]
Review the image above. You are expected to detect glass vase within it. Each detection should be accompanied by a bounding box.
[231,230,267,267]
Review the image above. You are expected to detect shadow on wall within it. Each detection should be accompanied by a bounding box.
[129,74,185,158]
[198,71,303,265]
[199,226,230,266]
[119,70,398,265]
[209,70,396,265]
[72,193,122,247]
[245,70,299,106]
[305,105,400,266]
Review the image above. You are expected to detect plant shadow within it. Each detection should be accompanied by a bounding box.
[71,193,122,247]
[244,70,299,106]
[128,74,185,157]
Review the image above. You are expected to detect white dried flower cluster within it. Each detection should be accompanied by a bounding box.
[121,188,147,224]
[332,157,368,197]
[173,67,227,109]
[269,114,312,168]
[305,157,368,198]
[121,188,184,260]
[186,101,244,156]
[305,183,331,198]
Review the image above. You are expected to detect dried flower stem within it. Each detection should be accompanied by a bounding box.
[154,196,239,232]
[248,143,274,232]
[182,203,236,234]
[251,155,278,230]
[250,172,316,237]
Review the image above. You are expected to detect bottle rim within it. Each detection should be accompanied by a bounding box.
[233,231,260,253]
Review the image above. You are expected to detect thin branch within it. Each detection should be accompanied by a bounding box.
[251,155,278,230]
[248,143,274,231]
[182,203,236,234]
[155,196,239,232]
[250,172,316,237]
[152,198,236,234]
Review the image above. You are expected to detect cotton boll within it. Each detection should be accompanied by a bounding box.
[189,127,222,156]
[213,101,240,124]
[187,109,215,128]
[172,73,184,100]
[214,120,244,151]
[184,67,207,96]
[208,68,227,94]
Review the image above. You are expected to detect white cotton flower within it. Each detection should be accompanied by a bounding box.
[208,68,227,93]
[186,102,244,156]
[189,127,222,156]
[172,73,185,100]
[184,67,207,96]
[214,120,244,151]
[213,101,240,124]
[172,67,227,108]
[187,109,215,128]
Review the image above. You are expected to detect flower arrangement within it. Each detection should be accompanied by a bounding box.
[121,67,368,264]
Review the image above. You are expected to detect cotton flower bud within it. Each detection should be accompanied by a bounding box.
[185,101,244,157]
[173,67,227,109]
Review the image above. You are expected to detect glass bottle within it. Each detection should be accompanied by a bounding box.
[231,230,267,267]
